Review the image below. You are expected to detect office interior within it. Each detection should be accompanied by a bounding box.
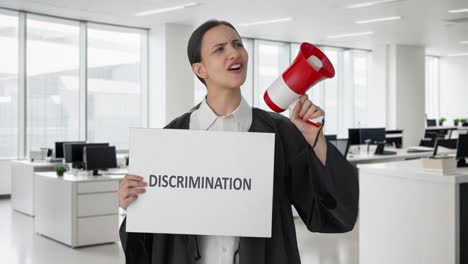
[1,0,468,263]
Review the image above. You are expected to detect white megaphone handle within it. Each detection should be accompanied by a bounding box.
[289,99,324,128]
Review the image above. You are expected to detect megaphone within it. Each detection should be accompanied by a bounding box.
[263,42,335,127]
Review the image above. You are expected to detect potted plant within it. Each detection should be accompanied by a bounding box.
[454,118,460,126]
[438,117,446,126]
[55,164,66,176]
[461,118,468,126]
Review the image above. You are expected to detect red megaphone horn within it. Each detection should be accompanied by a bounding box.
[263,42,335,127]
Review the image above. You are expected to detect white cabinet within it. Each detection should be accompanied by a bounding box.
[359,160,468,264]
[11,160,56,216]
[35,172,123,247]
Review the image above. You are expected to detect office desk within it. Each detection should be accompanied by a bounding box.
[358,159,468,264]
[347,146,454,165]
[10,160,57,216]
[34,172,125,247]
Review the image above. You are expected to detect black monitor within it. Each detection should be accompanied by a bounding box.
[361,128,386,144]
[64,143,109,168]
[457,134,468,167]
[55,141,85,158]
[427,119,437,127]
[348,128,386,145]
[348,129,362,145]
[433,138,458,156]
[84,146,117,175]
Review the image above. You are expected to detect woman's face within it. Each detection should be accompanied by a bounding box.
[194,25,248,90]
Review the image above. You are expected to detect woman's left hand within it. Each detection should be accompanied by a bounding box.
[290,94,326,148]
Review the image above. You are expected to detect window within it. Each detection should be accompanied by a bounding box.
[352,50,370,127]
[425,56,439,119]
[26,15,80,152]
[242,38,254,106]
[254,40,290,115]
[87,24,146,149]
[320,47,340,135]
[0,11,18,158]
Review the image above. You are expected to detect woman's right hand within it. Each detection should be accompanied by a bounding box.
[119,175,147,209]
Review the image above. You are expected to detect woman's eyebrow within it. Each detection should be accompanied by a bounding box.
[211,39,241,50]
[212,42,227,50]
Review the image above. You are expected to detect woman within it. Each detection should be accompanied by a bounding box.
[119,20,359,264]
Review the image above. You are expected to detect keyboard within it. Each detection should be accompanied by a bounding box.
[102,168,128,175]
[407,146,434,153]
[381,150,397,155]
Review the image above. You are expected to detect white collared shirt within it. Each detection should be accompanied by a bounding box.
[189,96,252,264]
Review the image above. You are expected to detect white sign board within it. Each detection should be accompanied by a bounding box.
[126,128,275,237]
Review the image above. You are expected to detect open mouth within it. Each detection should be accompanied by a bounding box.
[228,64,242,71]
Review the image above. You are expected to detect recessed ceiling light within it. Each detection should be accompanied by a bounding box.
[327,31,374,39]
[136,2,199,16]
[460,41,468,44]
[345,0,403,9]
[447,52,468,57]
[237,18,294,27]
[355,16,402,24]
[448,8,468,14]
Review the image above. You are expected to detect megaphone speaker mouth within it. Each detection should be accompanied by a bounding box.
[298,43,335,78]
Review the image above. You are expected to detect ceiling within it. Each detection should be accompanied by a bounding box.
[1,0,468,56]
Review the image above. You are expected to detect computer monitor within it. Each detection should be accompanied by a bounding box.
[84,146,117,175]
[457,134,468,167]
[55,141,85,158]
[433,138,458,156]
[348,129,362,146]
[427,119,437,127]
[361,128,386,144]
[348,128,386,145]
[64,143,109,168]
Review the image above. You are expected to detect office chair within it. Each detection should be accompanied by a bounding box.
[330,138,349,158]
[433,138,458,156]
[419,131,445,147]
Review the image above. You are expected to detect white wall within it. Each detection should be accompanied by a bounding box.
[439,56,468,123]
[0,160,12,195]
[148,23,194,128]
[387,44,426,147]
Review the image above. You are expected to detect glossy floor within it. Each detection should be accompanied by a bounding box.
[0,199,358,264]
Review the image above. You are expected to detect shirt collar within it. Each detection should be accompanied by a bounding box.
[195,96,252,131]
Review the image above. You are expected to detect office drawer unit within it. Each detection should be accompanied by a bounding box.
[359,160,468,264]
[11,160,57,216]
[34,172,124,247]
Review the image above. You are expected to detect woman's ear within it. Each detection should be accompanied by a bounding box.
[192,63,207,79]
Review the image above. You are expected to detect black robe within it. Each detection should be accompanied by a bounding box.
[120,107,359,264]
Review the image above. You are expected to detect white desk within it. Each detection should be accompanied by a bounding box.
[11,160,58,216]
[34,172,125,247]
[347,146,454,165]
[426,126,458,130]
[358,159,468,264]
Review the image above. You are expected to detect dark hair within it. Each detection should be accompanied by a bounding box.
[187,20,240,85]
